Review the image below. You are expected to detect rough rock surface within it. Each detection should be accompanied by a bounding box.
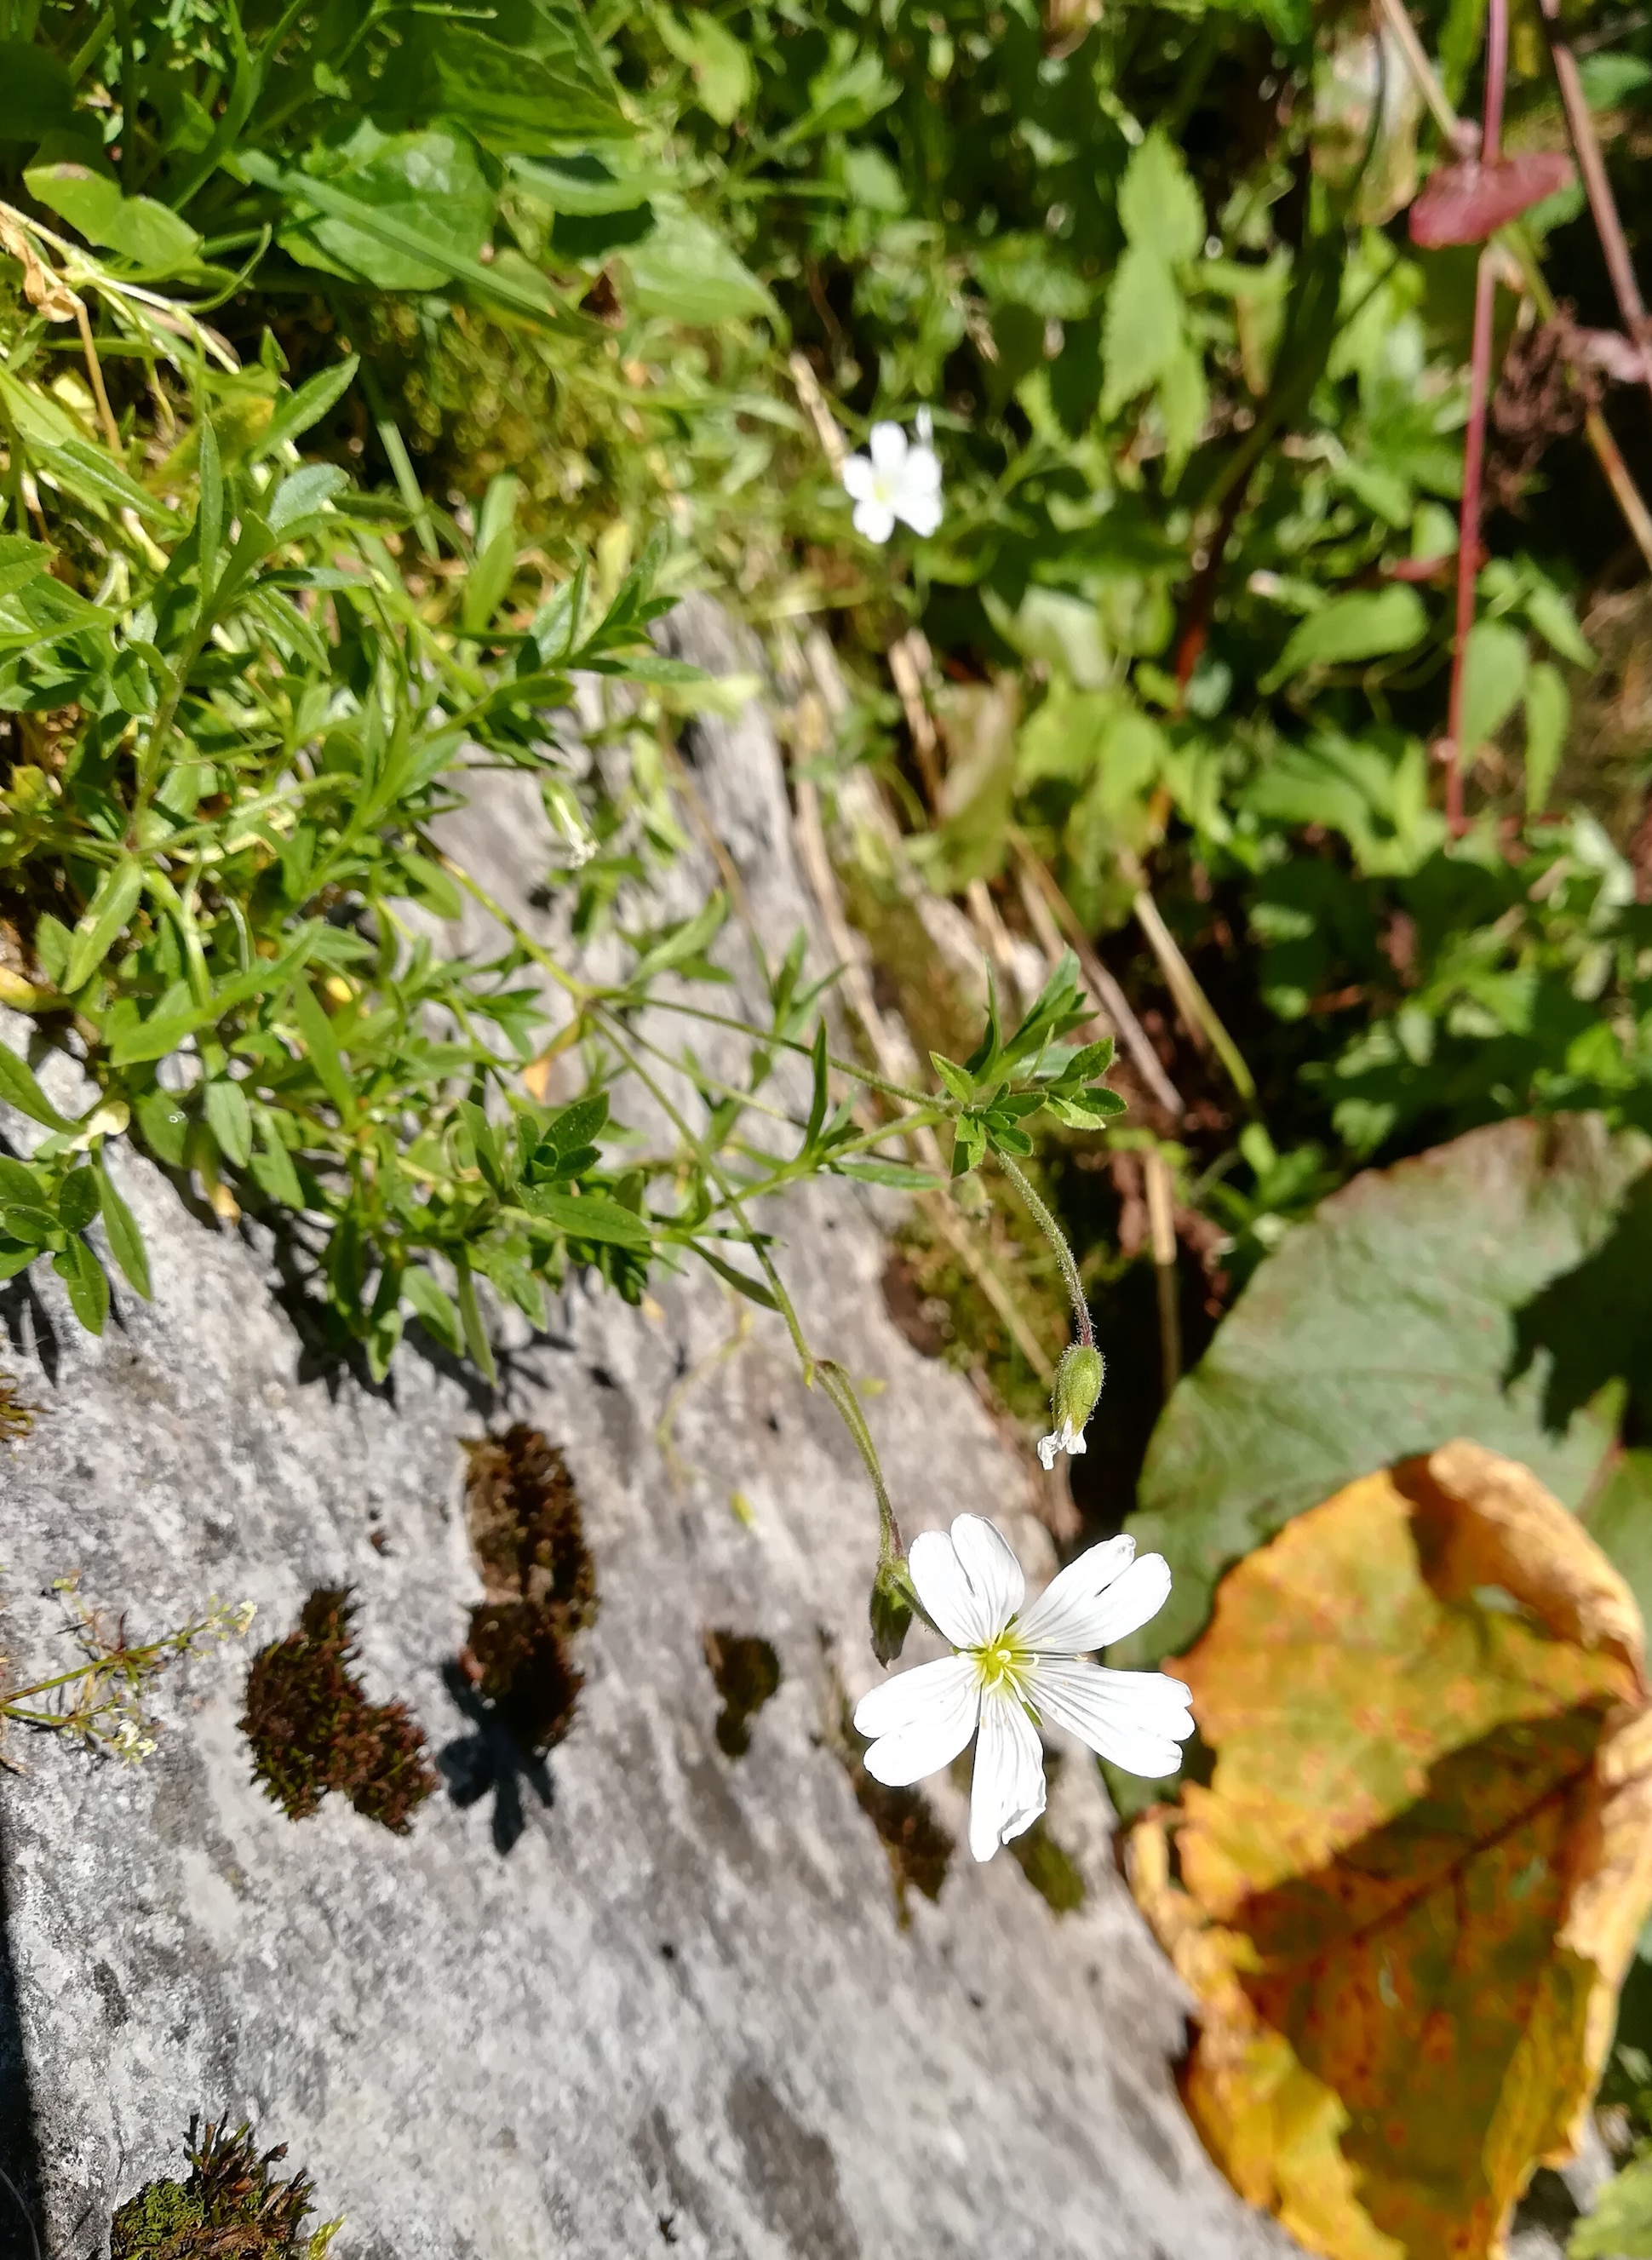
[0,600,1300,2260]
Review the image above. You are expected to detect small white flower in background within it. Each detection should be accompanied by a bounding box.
[854,1515,1192,1862]
[840,413,944,544]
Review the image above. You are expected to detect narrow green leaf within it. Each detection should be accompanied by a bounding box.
[0,1041,74,1133]
[290,980,359,1125]
[204,1077,254,1168]
[64,856,145,993]
[402,1265,464,1355]
[523,1187,653,1250]
[256,354,360,459]
[197,417,223,604]
[454,1256,496,1384]
[94,1160,150,1299]
[695,1244,781,1309]
[805,1019,830,1150]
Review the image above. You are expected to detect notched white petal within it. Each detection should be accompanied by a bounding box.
[859,1660,981,1789]
[853,1651,975,1742]
[852,496,897,544]
[1024,1655,1193,1780]
[841,454,876,502]
[868,420,907,473]
[968,1686,1047,1861]
[1017,1532,1140,1653]
[949,1513,1025,1640]
[908,1516,1023,1648]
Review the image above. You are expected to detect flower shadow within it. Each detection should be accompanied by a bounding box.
[435,1660,554,1857]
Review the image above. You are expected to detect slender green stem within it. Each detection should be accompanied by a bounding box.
[996,1151,1092,1347]
[593,1005,903,1552]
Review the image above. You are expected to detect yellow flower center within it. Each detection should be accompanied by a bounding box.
[972,1630,1027,1693]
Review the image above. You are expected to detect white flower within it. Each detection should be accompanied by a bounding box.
[841,419,944,544]
[853,1516,1192,1862]
[1037,1416,1086,1472]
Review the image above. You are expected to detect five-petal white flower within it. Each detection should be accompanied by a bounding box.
[841,418,944,544]
[853,1516,1192,1863]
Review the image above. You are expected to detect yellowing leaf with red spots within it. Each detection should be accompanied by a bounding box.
[1128,1441,1652,2260]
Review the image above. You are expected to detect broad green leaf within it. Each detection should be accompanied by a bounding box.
[1101,244,1183,412]
[64,857,145,993]
[621,213,775,324]
[0,1041,74,1133]
[267,462,348,535]
[420,26,627,151]
[0,43,72,140]
[1117,130,1206,265]
[24,158,204,272]
[1267,584,1428,682]
[94,1160,151,1299]
[657,9,754,124]
[1458,617,1528,753]
[1116,1116,1649,1672]
[1525,580,1594,668]
[1572,2154,1652,2256]
[54,1235,108,1333]
[1524,659,1569,812]
[931,1053,976,1102]
[252,128,500,295]
[506,154,663,215]
[1131,1443,1651,2260]
[56,1165,100,1232]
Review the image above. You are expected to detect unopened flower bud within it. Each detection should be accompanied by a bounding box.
[1037,1341,1104,1471]
[869,1554,918,1666]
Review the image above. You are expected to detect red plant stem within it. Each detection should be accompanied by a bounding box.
[1443,0,1508,839]
[1448,248,1498,837]
[1483,0,1508,160]
[1536,0,1652,396]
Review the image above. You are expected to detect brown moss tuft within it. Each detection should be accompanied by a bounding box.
[110,2114,338,2257]
[456,1425,597,1754]
[240,1587,436,1833]
[703,1628,781,1758]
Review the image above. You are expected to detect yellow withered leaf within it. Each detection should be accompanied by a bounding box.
[1127,1441,1652,2260]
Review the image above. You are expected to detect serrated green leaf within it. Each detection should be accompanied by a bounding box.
[1117,130,1206,264]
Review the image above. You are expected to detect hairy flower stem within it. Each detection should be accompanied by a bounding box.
[1444,0,1508,838]
[996,1152,1093,1350]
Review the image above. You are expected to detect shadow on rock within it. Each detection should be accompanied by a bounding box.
[436,1660,554,1856]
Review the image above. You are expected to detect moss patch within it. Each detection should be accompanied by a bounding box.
[111,2116,339,2258]
[1008,1813,1087,1913]
[703,1629,781,1758]
[241,1587,436,1833]
[457,1425,597,1753]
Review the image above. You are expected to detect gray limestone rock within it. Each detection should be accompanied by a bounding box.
[0,600,1299,2260]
